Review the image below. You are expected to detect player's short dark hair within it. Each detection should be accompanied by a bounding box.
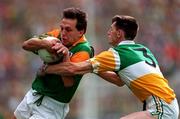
[63,7,87,33]
[112,15,138,40]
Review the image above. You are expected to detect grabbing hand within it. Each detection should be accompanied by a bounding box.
[50,38,61,46]
[42,37,61,53]
[52,43,69,56]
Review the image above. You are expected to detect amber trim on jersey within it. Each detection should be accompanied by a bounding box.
[46,29,61,38]
[70,51,90,62]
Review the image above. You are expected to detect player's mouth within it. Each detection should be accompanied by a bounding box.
[61,37,66,41]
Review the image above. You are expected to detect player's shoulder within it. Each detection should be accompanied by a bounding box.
[46,29,61,38]
[76,42,92,51]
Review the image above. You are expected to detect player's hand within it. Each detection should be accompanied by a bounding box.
[42,38,61,53]
[50,38,61,46]
[52,43,69,56]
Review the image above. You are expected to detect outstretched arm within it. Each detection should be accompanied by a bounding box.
[44,60,124,87]
[43,61,124,87]
[44,60,93,76]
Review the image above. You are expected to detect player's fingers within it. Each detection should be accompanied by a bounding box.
[62,50,69,56]
[51,40,57,46]
[57,48,64,54]
[51,39,61,45]
[58,47,69,55]
[52,43,62,50]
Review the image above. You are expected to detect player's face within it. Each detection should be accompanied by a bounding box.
[107,22,120,46]
[60,18,83,47]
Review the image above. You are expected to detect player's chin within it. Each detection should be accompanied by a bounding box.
[62,42,71,47]
[61,40,68,46]
[107,37,112,41]
[108,40,112,45]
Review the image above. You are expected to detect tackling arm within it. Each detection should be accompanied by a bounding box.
[44,60,93,76]
[44,61,124,87]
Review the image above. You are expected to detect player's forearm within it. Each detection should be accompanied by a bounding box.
[98,71,124,87]
[45,61,93,76]
[22,38,49,52]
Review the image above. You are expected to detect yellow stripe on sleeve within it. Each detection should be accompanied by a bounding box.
[90,51,118,72]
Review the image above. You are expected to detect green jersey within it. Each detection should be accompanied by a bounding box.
[32,35,93,103]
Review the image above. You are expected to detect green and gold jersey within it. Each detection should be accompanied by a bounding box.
[32,29,93,103]
[90,40,175,103]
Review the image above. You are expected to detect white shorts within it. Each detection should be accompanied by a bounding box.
[145,95,179,119]
[14,89,69,119]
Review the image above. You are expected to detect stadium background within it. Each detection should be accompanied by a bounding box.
[0,0,179,118]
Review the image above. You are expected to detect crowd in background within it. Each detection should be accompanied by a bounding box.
[0,0,180,118]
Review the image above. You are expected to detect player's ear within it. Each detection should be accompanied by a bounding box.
[117,29,121,38]
[78,30,85,37]
[117,29,124,39]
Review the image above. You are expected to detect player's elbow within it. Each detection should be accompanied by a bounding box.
[22,39,35,51]
[114,80,125,87]
[116,82,125,87]
[22,38,38,51]
[22,41,29,50]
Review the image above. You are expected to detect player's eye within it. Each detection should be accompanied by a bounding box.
[60,27,64,31]
[65,28,72,32]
